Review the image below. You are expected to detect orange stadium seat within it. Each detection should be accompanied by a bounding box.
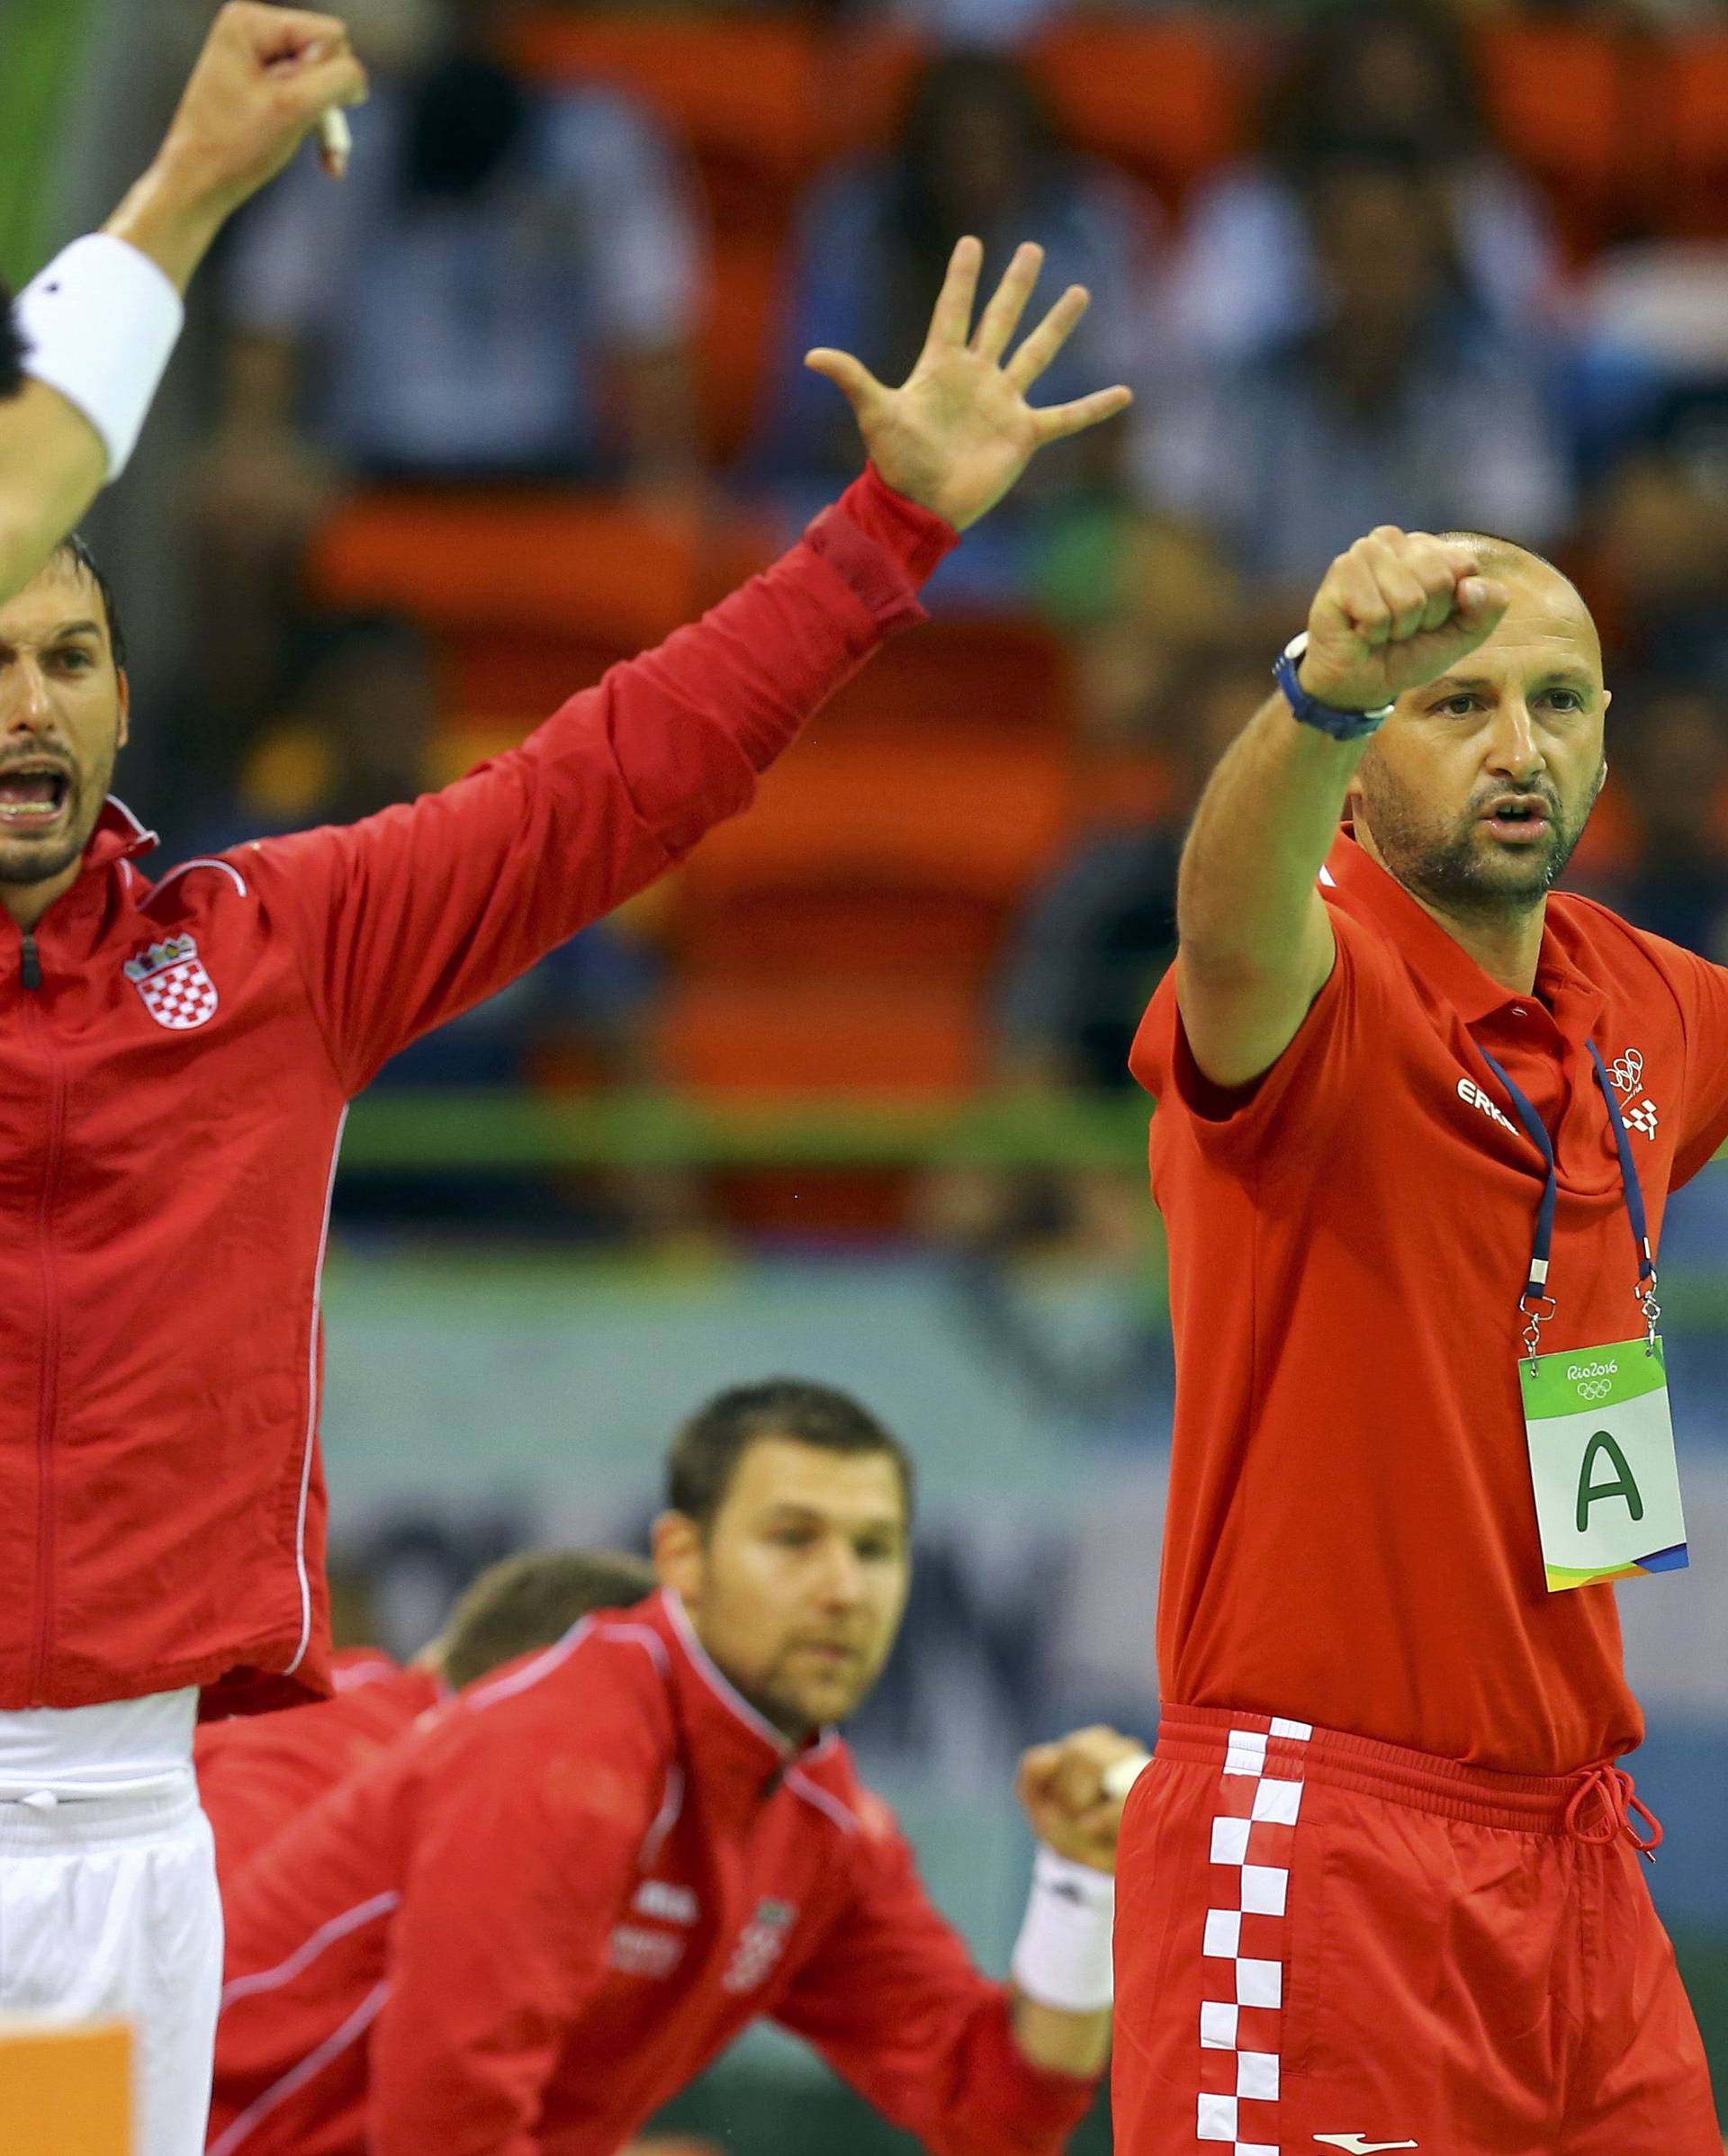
[1472,22,1645,257]
[679,726,1074,900]
[701,233,787,461]
[1030,20,1250,208]
[818,29,928,160]
[506,12,825,202]
[309,490,731,760]
[680,885,1006,987]
[1664,35,1728,237]
[309,490,707,650]
[662,976,984,1096]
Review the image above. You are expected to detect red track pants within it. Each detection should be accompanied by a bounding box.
[1113,1705,1721,2156]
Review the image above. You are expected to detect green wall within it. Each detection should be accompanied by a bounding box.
[0,0,104,285]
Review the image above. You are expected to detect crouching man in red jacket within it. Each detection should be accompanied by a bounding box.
[0,232,1128,2156]
[197,1547,656,1896]
[210,1379,1143,2156]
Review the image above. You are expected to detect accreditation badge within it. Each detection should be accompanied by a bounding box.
[1520,1337,1689,1593]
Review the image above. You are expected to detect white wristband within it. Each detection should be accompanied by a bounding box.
[1010,1845,1116,2014]
[16,235,184,481]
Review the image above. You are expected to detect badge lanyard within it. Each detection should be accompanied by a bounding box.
[1477,1041,1660,1370]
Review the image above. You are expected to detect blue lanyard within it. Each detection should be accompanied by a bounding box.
[1478,1040,1659,1364]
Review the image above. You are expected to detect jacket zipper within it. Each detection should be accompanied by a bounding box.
[22,933,66,1702]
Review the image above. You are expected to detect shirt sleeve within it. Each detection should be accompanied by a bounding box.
[1129,902,1391,1164]
[366,1701,662,2156]
[1634,931,1728,1189]
[773,1810,1099,2156]
[247,470,956,1093]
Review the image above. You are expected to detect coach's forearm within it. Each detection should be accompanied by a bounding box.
[1011,1992,1111,2079]
[1175,686,1366,980]
[0,381,106,602]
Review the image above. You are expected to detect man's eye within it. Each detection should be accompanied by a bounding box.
[1436,696,1477,716]
[55,651,93,669]
[1544,689,1583,712]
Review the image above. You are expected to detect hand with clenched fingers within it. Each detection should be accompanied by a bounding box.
[1298,525,1513,715]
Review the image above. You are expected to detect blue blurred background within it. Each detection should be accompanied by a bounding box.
[7,0,1727,2142]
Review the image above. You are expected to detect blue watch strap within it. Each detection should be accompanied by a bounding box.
[1274,633,1393,741]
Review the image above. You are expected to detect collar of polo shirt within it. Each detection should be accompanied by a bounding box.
[1326,825,1609,1047]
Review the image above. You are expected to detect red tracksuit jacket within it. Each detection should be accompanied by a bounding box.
[0,470,952,1717]
[210,1591,1100,2156]
[195,1648,442,1895]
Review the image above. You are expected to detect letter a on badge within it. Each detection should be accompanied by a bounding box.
[1576,1431,1644,1533]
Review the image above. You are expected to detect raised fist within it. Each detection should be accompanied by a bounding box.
[1298,526,1511,716]
[1016,1724,1149,1876]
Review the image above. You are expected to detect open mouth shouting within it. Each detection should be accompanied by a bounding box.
[0,760,75,835]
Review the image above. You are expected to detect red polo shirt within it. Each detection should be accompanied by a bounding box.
[1131,830,1728,1774]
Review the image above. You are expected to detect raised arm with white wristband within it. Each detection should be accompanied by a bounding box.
[0,3,366,601]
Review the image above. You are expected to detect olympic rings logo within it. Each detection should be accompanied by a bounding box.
[1608,1049,1643,1096]
[1575,1379,1614,1402]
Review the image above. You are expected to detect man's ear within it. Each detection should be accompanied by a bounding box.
[652,1510,704,1605]
[116,668,130,752]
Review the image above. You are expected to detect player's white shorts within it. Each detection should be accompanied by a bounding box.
[0,1772,222,2156]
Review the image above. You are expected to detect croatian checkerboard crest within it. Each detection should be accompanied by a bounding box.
[124,934,219,1031]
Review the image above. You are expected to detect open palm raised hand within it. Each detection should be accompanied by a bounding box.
[805,237,1133,532]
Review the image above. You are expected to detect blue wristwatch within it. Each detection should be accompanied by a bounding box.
[1273,632,1393,741]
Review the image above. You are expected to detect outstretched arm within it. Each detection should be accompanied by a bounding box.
[773,1727,1143,2156]
[0,4,365,601]
[1175,529,1510,1088]
[251,242,1134,1093]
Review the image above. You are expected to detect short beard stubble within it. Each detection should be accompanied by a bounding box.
[1354,755,1604,923]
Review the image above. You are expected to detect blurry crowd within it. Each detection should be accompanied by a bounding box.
[136,0,1728,1243]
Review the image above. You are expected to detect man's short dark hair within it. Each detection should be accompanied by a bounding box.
[50,531,127,672]
[0,291,23,399]
[668,1379,916,1531]
[439,1547,654,1692]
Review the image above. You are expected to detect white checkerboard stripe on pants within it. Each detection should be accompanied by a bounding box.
[1195,1717,1312,2155]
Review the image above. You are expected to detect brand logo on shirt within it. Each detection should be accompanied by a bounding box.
[722,1898,798,1993]
[607,1923,686,1980]
[1625,1097,1660,1141]
[633,1879,699,1926]
[1456,1076,1516,1136]
[123,934,218,1031]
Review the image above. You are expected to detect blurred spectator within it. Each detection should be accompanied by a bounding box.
[190,0,704,743]
[861,0,1069,46]
[1611,679,1728,961]
[995,646,1264,1094]
[1594,385,1728,686]
[216,0,701,485]
[1137,142,1572,615]
[1164,0,1560,370]
[750,48,1157,609]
